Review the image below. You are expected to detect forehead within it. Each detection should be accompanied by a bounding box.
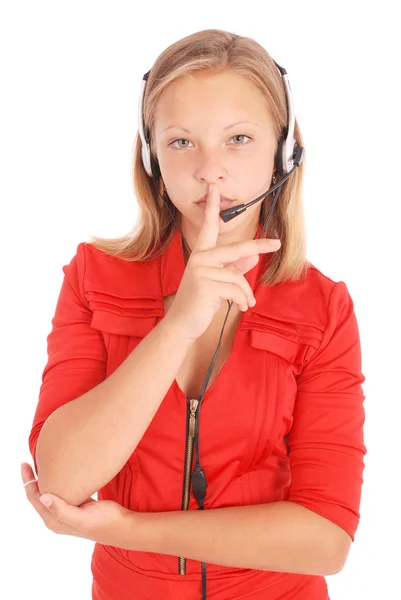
[154,70,272,131]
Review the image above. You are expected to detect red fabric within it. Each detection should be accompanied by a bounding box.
[29,222,366,599]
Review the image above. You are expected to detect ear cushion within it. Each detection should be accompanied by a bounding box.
[150,153,161,180]
[275,134,286,176]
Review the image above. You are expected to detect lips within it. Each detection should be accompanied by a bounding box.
[196,198,235,209]
[195,193,235,204]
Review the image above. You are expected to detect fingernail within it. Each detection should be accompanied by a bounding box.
[271,239,281,246]
[40,495,52,508]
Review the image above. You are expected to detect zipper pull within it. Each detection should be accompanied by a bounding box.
[188,398,199,438]
[192,465,208,506]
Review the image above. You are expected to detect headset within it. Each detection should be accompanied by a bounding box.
[136,58,305,600]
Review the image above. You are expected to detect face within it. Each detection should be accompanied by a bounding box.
[152,70,277,248]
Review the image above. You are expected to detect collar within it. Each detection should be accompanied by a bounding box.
[160,221,266,298]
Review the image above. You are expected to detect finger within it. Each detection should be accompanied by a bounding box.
[226,253,260,275]
[39,493,83,526]
[21,462,38,490]
[197,265,256,308]
[21,462,55,520]
[198,238,280,268]
[192,183,220,253]
[21,462,50,515]
[21,462,83,536]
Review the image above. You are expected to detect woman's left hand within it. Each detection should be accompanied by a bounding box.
[21,462,131,547]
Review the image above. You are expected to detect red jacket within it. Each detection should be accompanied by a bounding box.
[29,222,366,600]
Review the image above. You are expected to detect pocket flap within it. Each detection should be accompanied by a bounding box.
[250,329,300,363]
[243,312,323,367]
[87,290,163,337]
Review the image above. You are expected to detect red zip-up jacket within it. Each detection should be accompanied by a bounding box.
[28,222,366,599]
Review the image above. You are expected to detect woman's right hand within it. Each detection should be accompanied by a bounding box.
[163,183,281,343]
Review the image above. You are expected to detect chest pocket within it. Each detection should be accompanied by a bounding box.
[245,309,323,367]
[86,289,164,377]
[234,309,325,505]
[238,310,324,470]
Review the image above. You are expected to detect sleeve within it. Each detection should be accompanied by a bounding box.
[28,243,108,477]
[287,281,366,542]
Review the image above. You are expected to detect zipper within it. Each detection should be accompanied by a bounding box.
[178,396,199,575]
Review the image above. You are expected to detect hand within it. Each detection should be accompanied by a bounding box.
[21,462,130,547]
[164,182,281,342]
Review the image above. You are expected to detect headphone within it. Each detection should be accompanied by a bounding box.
[136,58,305,600]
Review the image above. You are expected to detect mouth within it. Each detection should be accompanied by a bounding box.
[195,193,236,207]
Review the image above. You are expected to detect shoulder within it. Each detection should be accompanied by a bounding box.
[64,241,160,299]
[60,242,163,337]
[259,260,352,327]
[299,261,352,320]
[305,261,355,319]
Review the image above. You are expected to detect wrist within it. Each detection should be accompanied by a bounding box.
[119,509,164,554]
[116,508,144,552]
[157,314,196,347]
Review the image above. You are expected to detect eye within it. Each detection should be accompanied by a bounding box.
[168,134,253,149]
[169,138,192,149]
[229,134,252,145]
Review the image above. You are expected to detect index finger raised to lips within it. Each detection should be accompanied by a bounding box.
[192,183,221,253]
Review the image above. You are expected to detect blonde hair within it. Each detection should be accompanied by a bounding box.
[89,28,309,286]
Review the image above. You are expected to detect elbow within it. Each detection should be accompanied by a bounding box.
[36,470,95,508]
[35,438,89,507]
[325,560,346,576]
[35,435,59,497]
[325,560,345,576]
[36,467,93,508]
[33,418,100,507]
[324,532,353,576]
[34,449,61,501]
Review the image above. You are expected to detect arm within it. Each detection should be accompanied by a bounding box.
[32,245,193,507]
[285,281,366,563]
[121,501,348,576]
[115,281,363,577]
[36,318,192,506]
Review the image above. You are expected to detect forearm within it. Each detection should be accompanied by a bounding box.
[124,501,342,576]
[36,317,193,506]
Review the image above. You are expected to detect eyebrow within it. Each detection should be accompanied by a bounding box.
[161,120,261,133]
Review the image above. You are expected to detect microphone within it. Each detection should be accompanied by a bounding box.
[219,146,304,223]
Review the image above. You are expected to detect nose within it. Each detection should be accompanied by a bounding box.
[194,147,229,186]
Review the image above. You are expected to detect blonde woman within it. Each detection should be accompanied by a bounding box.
[23,28,366,600]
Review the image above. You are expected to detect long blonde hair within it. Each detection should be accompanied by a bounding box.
[89,28,309,286]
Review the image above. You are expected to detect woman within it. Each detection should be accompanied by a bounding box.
[23,28,366,600]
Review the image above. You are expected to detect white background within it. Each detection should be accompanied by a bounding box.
[2,1,399,598]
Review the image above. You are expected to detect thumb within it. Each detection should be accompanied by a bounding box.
[40,494,54,509]
[40,493,82,525]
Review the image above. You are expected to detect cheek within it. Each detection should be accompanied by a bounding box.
[158,156,189,194]
[249,152,275,176]
[154,147,176,174]
[229,148,272,181]
[239,162,273,199]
